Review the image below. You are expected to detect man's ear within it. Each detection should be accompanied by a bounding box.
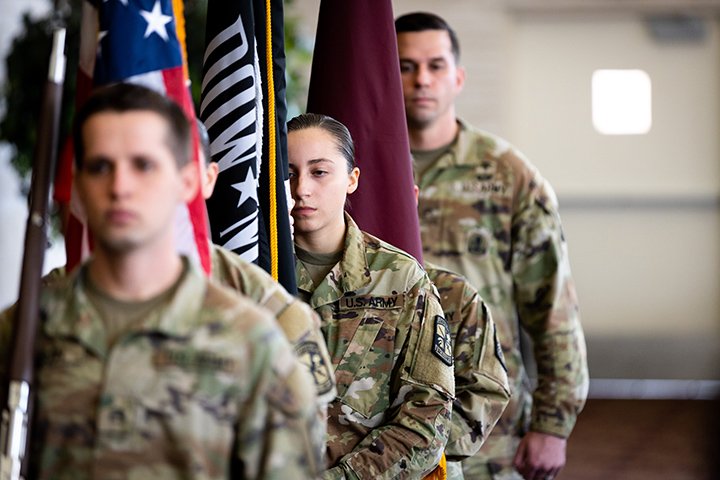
[347,167,360,195]
[456,65,466,93]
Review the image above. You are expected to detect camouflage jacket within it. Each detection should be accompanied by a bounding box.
[296,214,455,480]
[0,259,322,479]
[425,262,510,463]
[416,120,588,446]
[211,244,337,405]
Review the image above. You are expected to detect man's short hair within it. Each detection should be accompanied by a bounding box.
[73,82,192,169]
[395,12,460,63]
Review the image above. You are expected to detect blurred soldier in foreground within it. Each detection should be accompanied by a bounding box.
[396,12,589,480]
[0,83,322,479]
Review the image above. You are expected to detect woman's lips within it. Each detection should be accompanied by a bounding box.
[293,206,316,216]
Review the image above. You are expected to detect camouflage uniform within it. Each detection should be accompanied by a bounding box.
[415,120,589,479]
[425,262,511,480]
[211,244,337,404]
[0,259,322,479]
[296,213,455,480]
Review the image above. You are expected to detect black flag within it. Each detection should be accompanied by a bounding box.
[201,0,296,293]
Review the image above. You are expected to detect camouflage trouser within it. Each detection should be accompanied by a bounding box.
[461,435,523,480]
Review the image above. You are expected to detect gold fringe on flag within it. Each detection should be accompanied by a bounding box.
[423,452,447,480]
[264,0,279,280]
[171,0,190,81]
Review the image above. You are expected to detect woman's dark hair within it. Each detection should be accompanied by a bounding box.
[73,82,191,169]
[287,113,355,172]
[196,119,212,166]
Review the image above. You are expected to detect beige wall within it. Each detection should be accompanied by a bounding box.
[287,0,720,380]
[503,12,720,380]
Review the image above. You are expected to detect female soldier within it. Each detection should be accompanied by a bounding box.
[287,113,455,479]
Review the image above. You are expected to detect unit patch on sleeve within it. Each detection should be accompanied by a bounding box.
[296,341,334,395]
[432,315,454,366]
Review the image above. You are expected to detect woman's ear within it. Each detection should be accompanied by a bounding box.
[179,161,200,203]
[347,167,360,195]
[201,162,219,200]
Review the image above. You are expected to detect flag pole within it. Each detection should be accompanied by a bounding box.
[0,10,66,480]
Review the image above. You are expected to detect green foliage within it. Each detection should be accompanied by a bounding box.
[284,4,313,118]
[183,0,208,111]
[0,2,80,177]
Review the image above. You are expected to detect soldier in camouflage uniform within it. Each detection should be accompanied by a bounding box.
[0,83,322,479]
[42,245,338,413]
[396,13,589,480]
[425,262,510,480]
[287,113,455,479]
[211,245,336,404]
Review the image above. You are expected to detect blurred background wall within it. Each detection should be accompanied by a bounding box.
[288,0,720,393]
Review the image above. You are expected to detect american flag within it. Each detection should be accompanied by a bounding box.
[56,0,211,273]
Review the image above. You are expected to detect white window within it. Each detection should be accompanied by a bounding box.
[592,69,652,135]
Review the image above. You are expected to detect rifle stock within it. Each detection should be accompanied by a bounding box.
[0,26,66,480]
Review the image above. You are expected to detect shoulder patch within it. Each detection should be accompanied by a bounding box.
[295,340,334,396]
[432,315,453,367]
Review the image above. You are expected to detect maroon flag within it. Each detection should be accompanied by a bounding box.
[306,0,423,262]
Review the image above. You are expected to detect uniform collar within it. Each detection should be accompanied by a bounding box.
[43,257,207,359]
[453,118,476,166]
[340,213,371,292]
[417,119,503,190]
[296,213,371,309]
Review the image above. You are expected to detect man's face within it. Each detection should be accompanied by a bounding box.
[76,111,196,254]
[397,30,464,130]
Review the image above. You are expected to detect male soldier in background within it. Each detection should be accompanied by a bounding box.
[0,83,322,478]
[396,12,589,480]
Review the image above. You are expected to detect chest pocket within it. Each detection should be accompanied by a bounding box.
[420,178,512,264]
[97,341,240,454]
[331,293,404,421]
[34,340,104,447]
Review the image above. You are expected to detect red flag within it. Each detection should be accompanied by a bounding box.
[54,0,211,273]
[306,0,423,262]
